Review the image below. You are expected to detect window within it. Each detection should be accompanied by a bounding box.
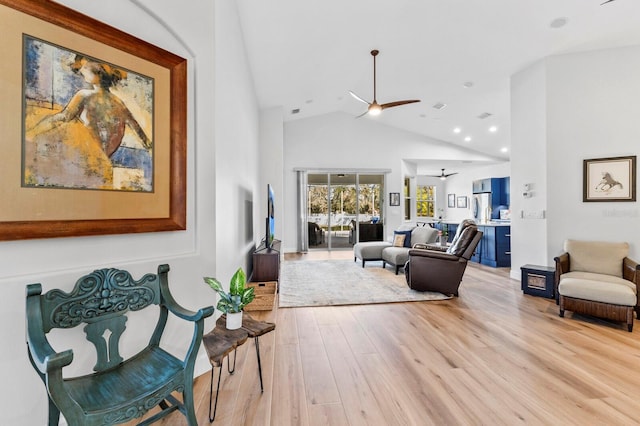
[416,185,435,217]
[403,177,411,220]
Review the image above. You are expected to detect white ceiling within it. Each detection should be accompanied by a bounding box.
[236,0,640,173]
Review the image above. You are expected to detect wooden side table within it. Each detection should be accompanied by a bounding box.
[521,264,555,299]
[202,325,248,422]
[203,314,276,422]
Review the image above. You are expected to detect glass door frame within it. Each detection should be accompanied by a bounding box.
[303,170,388,251]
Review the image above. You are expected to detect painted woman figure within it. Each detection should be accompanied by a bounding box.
[27,55,152,159]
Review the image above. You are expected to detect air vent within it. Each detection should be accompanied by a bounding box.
[477,112,492,119]
[291,108,300,114]
[432,102,447,110]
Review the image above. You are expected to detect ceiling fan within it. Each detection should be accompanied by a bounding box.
[429,169,458,180]
[349,49,420,117]
[601,0,618,4]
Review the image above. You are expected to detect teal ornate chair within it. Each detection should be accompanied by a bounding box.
[25,264,214,426]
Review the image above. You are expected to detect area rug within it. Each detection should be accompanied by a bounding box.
[278,259,451,308]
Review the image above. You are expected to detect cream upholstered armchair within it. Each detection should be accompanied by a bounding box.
[554,239,639,332]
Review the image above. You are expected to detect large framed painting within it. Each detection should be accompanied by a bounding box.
[583,156,636,202]
[0,0,187,240]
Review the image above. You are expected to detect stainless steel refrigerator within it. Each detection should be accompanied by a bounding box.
[472,193,491,223]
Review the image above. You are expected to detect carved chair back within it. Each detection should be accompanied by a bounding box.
[34,268,164,372]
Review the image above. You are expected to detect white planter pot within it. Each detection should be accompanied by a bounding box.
[226,311,243,330]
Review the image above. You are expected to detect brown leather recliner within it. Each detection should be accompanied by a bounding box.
[404,221,482,296]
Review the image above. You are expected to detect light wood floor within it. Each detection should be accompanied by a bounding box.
[132,252,640,425]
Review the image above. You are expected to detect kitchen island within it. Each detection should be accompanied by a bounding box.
[470,222,511,267]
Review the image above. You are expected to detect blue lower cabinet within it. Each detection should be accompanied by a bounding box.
[447,224,458,243]
[472,225,511,267]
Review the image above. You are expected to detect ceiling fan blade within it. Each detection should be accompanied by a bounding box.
[349,91,371,105]
[354,110,369,119]
[380,99,421,110]
[445,172,459,178]
[351,49,420,117]
[601,0,616,4]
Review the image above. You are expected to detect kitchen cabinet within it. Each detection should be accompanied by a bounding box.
[472,177,509,204]
[471,225,511,267]
[473,178,501,195]
[503,177,510,206]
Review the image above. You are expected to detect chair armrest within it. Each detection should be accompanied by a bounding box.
[409,249,460,262]
[623,257,639,284]
[27,339,73,375]
[413,243,448,252]
[167,303,215,322]
[26,284,74,374]
[554,252,569,283]
[553,252,570,304]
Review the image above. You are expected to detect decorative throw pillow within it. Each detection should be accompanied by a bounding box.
[393,233,406,247]
[393,230,412,248]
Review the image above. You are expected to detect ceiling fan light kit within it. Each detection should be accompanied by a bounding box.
[350,49,420,117]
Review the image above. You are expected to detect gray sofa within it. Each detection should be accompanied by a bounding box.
[353,225,438,274]
[382,226,439,274]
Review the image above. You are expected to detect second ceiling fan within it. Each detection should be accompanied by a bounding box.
[429,169,458,180]
[350,49,420,117]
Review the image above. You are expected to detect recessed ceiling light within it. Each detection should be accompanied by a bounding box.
[489,125,498,133]
[477,112,492,120]
[464,136,472,142]
[432,102,447,110]
[453,127,461,134]
[501,147,508,153]
[291,108,300,114]
[550,17,568,29]
[305,99,313,104]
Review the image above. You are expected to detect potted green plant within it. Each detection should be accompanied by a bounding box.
[203,268,255,329]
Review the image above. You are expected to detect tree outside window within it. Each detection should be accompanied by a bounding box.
[416,185,435,217]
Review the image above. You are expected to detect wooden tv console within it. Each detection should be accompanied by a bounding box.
[252,240,280,286]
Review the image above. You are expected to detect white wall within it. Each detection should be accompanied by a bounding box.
[510,60,549,277]
[282,111,500,251]
[259,107,285,246]
[510,45,640,279]
[1,1,261,424]
[546,45,640,260]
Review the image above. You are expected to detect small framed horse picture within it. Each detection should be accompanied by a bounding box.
[583,156,636,202]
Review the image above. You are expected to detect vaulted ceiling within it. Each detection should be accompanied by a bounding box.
[236,0,640,171]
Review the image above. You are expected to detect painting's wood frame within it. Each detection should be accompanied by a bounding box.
[0,0,186,240]
[583,155,636,202]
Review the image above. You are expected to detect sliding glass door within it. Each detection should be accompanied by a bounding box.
[306,172,385,250]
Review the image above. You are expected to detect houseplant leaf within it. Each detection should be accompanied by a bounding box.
[203,268,254,314]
